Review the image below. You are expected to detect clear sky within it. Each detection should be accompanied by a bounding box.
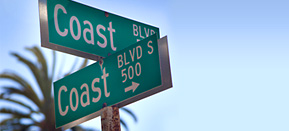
[1,0,289,131]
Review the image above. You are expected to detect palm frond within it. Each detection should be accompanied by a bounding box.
[0,73,33,93]
[25,46,48,79]
[0,73,42,107]
[10,52,49,100]
[0,95,35,112]
[120,119,129,131]
[121,107,138,122]
[79,59,88,70]
[0,108,31,118]
[0,117,35,131]
[0,118,19,125]
[0,86,41,108]
[27,47,52,100]
[0,108,40,127]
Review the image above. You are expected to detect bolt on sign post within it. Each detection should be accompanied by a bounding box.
[39,0,160,61]
[53,34,172,130]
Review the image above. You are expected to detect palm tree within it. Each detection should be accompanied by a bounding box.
[0,46,137,131]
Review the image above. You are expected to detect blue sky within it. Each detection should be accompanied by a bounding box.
[1,0,289,131]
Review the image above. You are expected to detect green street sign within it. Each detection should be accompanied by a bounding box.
[53,34,172,129]
[39,0,160,61]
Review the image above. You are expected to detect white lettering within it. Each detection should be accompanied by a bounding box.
[128,66,134,80]
[83,20,94,45]
[129,48,135,62]
[139,26,144,39]
[80,83,90,107]
[91,78,101,103]
[151,30,155,35]
[133,24,138,36]
[97,24,107,48]
[121,62,142,83]
[70,88,79,111]
[53,7,119,51]
[70,16,81,40]
[121,68,127,83]
[102,68,110,97]
[54,4,68,37]
[117,55,123,68]
[58,86,68,116]
[124,52,130,66]
[136,45,142,59]
[135,62,141,76]
[107,22,116,51]
[147,40,153,54]
[144,27,150,37]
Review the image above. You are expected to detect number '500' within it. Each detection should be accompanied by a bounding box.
[121,62,141,83]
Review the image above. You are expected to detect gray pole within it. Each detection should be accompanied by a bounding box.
[101,105,121,131]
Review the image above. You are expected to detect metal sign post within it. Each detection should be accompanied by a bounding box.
[101,104,121,131]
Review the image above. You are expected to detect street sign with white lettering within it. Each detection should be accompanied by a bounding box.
[39,0,160,60]
[53,34,172,129]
